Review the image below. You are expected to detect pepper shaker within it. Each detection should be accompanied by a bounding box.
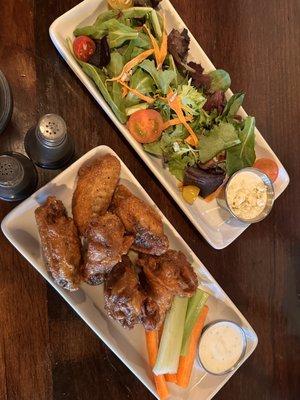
[0,152,38,202]
[24,114,75,169]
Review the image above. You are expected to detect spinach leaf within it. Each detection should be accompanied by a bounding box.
[81,63,127,123]
[105,20,139,48]
[74,25,106,39]
[197,122,241,163]
[126,68,155,106]
[226,116,256,176]
[222,93,245,117]
[123,40,136,63]
[139,59,176,95]
[106,51,124,77]
[95,9,121,25]
[131,32,151,49]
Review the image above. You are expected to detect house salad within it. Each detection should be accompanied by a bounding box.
[70,0,279,205]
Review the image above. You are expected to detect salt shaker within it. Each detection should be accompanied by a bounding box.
[24,114,75,169]
[0,152,38,202]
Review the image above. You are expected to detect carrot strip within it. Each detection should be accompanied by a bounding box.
[143,25,161,68]
[176,306,209,388]
[163,116,193,130]
[121,85,129,98]
[107,48,155,82]
[145,330,169,400]
[167,90,199,146]
[204,185,224,203]
[165,374,177,383]
[118,81,155,104]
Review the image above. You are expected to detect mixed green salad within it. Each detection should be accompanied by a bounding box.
[70,0,257,204]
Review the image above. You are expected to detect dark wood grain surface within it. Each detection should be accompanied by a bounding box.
[0,1,299,399]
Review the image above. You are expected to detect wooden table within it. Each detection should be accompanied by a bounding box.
[0,1,299,399]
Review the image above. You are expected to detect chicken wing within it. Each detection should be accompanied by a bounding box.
[111,185,169,255]
[104,256,147,329]
[137,250,198,328]
[72,154,121,236]
[83,212,134,285]
[35,196,82,291]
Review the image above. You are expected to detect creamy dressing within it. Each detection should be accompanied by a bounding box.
[198,321,245,374]
[226,171,268,220]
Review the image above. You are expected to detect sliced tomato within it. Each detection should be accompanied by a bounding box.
[253,158,279,182]
[127,109,164,144]
[73,36,96,62]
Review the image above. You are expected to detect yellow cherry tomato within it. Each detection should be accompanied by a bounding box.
[108,0,133,9]
[182,185,200,205]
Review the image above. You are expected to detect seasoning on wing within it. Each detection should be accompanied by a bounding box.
[138,250,198,328]
[112,185,169,255]
[72,154,121,236]
[35,196,82,291]
[104,256,150,329]
[83,212,134,285]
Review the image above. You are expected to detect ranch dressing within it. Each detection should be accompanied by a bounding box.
[226,171,268,220]
[198,321,246,375]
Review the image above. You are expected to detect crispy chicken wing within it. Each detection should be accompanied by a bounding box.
[72,154,121,236]
[104,256,148,329]
[137,250,198,328]
[111,185,169,255]
[83,212,134,285]
[35,196,82,291]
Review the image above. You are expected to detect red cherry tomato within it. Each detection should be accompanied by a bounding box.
[73,36,96,62]
[127,110,164,144]
[253,158,279,182]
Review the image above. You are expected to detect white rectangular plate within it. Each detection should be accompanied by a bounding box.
[2,145,257,400]
[49,0,289,249]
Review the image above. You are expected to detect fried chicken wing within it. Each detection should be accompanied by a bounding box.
[35,196,82,291]
[104,256,147,329]
[137,250,198,328]
[83,212,134,285]
[112,185,169,255]
[72,154,121,236]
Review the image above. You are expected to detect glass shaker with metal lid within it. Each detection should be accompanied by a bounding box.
[24,114,75,169]
[0,152,38,202]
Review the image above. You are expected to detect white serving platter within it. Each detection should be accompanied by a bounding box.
[1,145,257,400]
[49,0,289,249]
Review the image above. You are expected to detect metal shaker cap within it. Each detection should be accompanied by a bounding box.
[0,155,24,187]
[36,114,67,147]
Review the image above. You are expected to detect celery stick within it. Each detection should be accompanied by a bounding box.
[181,289,209,356]
[153,296,188,375]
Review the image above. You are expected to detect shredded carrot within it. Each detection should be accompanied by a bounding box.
[185,135,197,146]
[167,90,199,146]
[165,374,177,384]
[144,20,168,69]
[176,306,209,388]
[204,185,224,203]
[107,48,155,82]
[118,81,155,104]
[145,330,169,400]
[162,116,193,130]
[121,85,129,98]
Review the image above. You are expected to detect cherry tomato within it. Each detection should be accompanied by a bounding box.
[182,185,200,205]
[73,36,96,62]
[253,158,279,182]
[127,110,164,144]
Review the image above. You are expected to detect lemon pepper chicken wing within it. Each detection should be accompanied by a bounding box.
[83,212,134,285]
[111,185,169,255]
[72,154,121,236]
[35,196,82,291]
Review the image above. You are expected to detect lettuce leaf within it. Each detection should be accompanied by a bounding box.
[178,83,206,115]
[139,59,176,95]
[126,68,155,106]
[197,122,240,163]
[226,116,256,176]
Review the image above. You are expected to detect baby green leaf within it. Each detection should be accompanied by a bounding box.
[139,59,176,95]
[222,93,245,117]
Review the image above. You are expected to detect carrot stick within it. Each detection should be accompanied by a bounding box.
[165,373,177,383]
[204,185,224,203]
[118,81,155,104]
[145,330,169,400]
[163,116,193,130]
[176,306,209,388]
[107,48,155,82]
